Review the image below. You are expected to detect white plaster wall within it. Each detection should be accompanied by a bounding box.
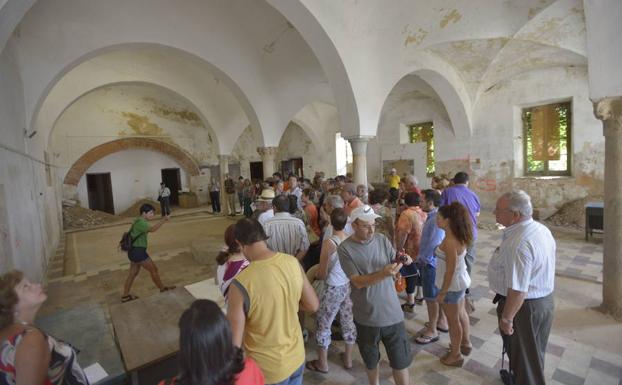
[369,75,460,186]
[584,0,622,99]
[76,149,188,214]
[50,84,217,172]
[471,66,604,209]
[0,39,58,280]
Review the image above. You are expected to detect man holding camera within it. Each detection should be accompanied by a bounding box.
[338,205,414,385]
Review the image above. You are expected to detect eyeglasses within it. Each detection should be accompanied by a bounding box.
[356,223,376,230]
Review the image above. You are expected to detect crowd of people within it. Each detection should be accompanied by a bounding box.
[0,170,556,385]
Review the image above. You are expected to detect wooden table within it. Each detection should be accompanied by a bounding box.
[109,288,195,384]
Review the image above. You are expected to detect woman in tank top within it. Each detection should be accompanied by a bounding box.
[435,202,473,367]
[306,208,357,374]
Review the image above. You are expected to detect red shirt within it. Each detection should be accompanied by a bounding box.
[158,358,265,385]
[344,197,363,216]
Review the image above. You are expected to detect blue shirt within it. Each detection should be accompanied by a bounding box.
[417,208,445,267]
[440,184,480,239]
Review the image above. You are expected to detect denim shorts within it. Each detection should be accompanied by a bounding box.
[128,247,150,263]
[421,264,438,300]
[435,286,465,304]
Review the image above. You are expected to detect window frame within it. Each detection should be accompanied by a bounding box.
[522,101,572,177]
[408,121,435,177]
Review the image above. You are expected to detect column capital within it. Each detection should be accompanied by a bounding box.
[346,135,374,156]
[344,135,375,143]
[593,97,622,136]
[257,146,279,157]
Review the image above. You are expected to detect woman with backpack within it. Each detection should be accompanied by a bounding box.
[121,203,175,302]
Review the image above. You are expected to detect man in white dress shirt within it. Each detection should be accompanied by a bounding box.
[264,194,309,261]
[488,190,555,385]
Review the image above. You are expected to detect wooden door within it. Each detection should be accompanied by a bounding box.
[86,173,115,214]
[161,168,181,206]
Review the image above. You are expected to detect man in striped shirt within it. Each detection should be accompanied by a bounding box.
[488,190,556,385]
[264,195,310,261]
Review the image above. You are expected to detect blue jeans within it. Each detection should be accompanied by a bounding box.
[268,364,304,385]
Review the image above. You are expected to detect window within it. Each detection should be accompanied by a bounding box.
[408,122,434,176]
[522,101,571,176]
[335,133,352,176]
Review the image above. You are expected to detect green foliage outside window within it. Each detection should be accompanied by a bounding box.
[523,102,571,176]
[409,122,434,176]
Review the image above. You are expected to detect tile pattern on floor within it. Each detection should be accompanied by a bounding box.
[40,216,617,385]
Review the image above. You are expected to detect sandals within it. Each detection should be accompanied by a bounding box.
[448,343,473,356]
[121,294,139,303]
[415,296,424,305]
[401,303,415,313]
[440,353,464,367]
[415,334,439,345]
[425,321,449,333]
[160,286,176,293]
[305,360,328,374]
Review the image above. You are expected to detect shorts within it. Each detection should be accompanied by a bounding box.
[355,321,412,370]
[435,286,465,304]
[420,264,438,300]
[128,247,150,263]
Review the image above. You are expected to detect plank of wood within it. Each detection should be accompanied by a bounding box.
[109,288,195,372]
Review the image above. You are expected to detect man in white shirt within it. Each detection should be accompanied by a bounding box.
[255,189,275,226]
[264,195,309,261]
[287,175,303,211]
[158,182,171,217]
[488,190,555,385]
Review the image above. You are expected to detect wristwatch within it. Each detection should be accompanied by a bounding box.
[501,317,513,325]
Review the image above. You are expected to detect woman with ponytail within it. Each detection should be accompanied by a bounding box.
[158,299,264,385]
[435,202,473,367]
[216,225,249,301]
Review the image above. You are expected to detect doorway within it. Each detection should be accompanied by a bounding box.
[86,173,115,214]
[281,158,304,178]
[161,168,181,206]
[250,161,264,181]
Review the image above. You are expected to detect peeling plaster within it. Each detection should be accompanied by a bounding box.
[439,9,462,29]
[402,25,428,47]
[119,112,164,136]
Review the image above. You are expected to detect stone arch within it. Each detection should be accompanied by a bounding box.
[63,138,200,186]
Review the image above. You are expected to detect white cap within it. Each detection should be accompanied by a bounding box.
[350,205,380,223]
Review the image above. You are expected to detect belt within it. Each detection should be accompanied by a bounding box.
[492,293,552,304]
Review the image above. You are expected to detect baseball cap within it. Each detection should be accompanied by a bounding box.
[350,205,380,223]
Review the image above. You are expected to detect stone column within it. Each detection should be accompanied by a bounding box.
[347,136,373,187]
[218,154,231,216]
[593,97,622,320]
[257,146,279,179]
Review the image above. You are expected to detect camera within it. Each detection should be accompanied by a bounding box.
[393,250,408,264]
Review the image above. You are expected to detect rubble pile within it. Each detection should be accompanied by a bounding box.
[545,195,603,229]
[62,204,117,230]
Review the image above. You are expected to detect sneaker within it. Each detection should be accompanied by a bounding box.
[401,303,415,313]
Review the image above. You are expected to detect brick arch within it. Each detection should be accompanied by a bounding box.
[63,138,200,186]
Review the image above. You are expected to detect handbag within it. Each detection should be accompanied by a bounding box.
[394,275,406,293]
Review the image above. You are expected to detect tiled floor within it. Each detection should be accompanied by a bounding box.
[40,214,620,385]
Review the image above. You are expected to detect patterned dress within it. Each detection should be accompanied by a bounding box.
[0,327,89,385]
[372,204,395,247]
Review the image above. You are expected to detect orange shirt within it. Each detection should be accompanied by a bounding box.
[344,197,363,216]
[304,203,321,237]
[396,206,427,258]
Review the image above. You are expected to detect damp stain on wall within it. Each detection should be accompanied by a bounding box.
[119,112,164,136]
[402,25,428,47]
[440,9,462,29]
[143,97,204,127]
